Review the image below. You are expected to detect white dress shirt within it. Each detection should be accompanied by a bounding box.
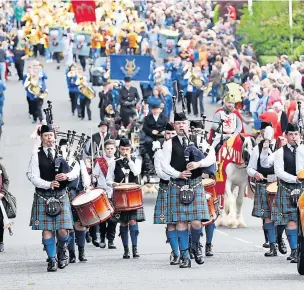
[154,149,170,181]
[162,135,216,179]
[153,114,159,122]
[93,156,115,197]
[274,144,297,184]
[247,145,275,177]
[296,144,304,174]
[27,147,80,190]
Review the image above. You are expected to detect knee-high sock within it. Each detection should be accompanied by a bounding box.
[68,231,75,252]
[264,222,276,244]
[120,225,129,248]
[42,236,56,259]
[75,229,86,249]
[190,227,202,248]
[286,229,297,250]
[56,232,69,249]
[167,230,179,256]
[205,223,215,244]
[129,224,139,247]
[177,229,190,258]
[276,224,286,242]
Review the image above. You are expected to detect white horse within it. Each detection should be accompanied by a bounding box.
[217,135,255,229]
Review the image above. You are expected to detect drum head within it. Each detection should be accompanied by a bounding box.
[266,182,278,194]
[115,183,140,190]
[202,178,215,187]
[206,193,211,200]
[72,188,105,206]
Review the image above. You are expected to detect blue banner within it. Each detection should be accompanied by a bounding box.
[110,54,151,81]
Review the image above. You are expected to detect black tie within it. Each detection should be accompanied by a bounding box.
[182,137,188,149]
[47,148,54,163]
[291,145,297,155]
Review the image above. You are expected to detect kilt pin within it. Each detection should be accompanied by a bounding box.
[252,183,271,219]
[30,189,74,231]
[167,178,210,223]
[153,183,170,224]
[271,182,304,225]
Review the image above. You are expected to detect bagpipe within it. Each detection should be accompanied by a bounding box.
[297,101,304,145]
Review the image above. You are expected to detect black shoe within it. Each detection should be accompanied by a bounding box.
[262,242,270,248]
[277,239,287,255]
[92,240,100,248]
[86,232,92,243]
[123,246,130,259]
[108,241,116,249]
[79,247,87,262]
[179,257,191,268]
[192,243,204,265]
[69,251,76,263]
[57,247,69,269]
[47,258,58,272]
[205,243,214,257]
[264,243,278,257]
[0,242,3,252]
[290,249,297,263]
[169,252,180,265]
[287,253,292,260]
[132,246,140,258]
[99,238,106,248]
[189,248,194,259]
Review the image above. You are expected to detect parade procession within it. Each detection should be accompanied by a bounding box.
[2,0,304,289]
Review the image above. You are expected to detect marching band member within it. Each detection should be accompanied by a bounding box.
[58,139,90,263]
[76,75,94,121]
[272,123,303,263]
[162,112,215,268]
[93,139,117,249]
[107,138,144,259]
[247,125,278,257]
[27,125,79,272]
[66,64,79,117]
[153,122,180,265]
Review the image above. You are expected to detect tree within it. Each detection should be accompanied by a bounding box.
[237,1,304,57]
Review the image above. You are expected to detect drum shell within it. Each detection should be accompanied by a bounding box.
[201,179,219,226]
[266,182,277,210]
[113,185,143,212]
[72,191,114,227]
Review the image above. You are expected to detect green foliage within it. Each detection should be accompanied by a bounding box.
[237,1,304,58]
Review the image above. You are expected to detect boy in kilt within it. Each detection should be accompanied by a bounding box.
[272,123,304,263]
[247,124,280,257]
[162,112,216,268]
[107,138,144,259]
[153,122,181,265]
[27,125,79,272]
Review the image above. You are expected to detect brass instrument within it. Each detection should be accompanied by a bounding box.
[67,70,77,78]
[105,104,115,115]
[76,76,95,100]
[25,74,48,99]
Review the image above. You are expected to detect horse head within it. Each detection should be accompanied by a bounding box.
[240,134,256,166]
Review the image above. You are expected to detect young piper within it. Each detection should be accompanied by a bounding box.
[107,138,144,259]
[93,139,118,249]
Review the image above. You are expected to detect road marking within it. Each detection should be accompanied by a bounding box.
[215,229,229,236]
[234,237,252,244]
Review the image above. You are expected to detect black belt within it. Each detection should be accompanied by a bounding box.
[279,180,297,187]
[160,179,169,185]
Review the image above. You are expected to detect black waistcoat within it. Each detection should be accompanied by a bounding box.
[256,142,274,177]
[37,148,70,191]
[283,145,296,176]
[114,158,138,184]
[170,136,202,179]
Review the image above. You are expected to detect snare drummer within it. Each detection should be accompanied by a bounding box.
[272,123,303,263]
[26,125,79,272]
[107,138,144,259]
[162,112,216,268]
[93,139,118,249]
[247,125,279,257]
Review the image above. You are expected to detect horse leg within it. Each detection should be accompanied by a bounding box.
[227,184,238,229]
[236,184,247,228]
[222,179,235,228]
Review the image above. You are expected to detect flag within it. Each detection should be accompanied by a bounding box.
[71,0,96,24]
[110,54,151,81]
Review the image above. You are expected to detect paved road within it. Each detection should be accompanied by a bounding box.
[0,60,303,290]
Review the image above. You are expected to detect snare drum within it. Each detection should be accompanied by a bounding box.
[202,178,216,196]
[71,188,114,227]
[266,182,278,210]
[202,178,219,226]
[113,184,143,212]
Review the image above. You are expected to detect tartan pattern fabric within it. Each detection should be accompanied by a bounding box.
[252,183,272,218]
[117,207,146,223]
[271,183,304,225]
[167,178,210,223]
[30,189,74,231]
[153,183,170,224]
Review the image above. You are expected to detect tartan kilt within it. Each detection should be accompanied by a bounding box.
[252,183,271,218]
[68,188,82,223]
[271,182,304,225]
[153,183,170,224]
[117,207,146,223]
[167,178,210,223]
[30,189,74,231]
